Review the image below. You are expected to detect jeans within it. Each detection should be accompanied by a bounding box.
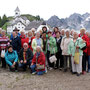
[30,64,45,75]
[88,56,90,70]
[19,60,32,70]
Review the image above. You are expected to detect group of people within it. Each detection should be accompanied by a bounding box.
[0,27,90,76]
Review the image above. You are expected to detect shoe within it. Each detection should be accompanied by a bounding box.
[59,68,62,70]
[88,70,90,73]
[32,72,36,75]
[64,69,67,72]
[82,71,86,75]
[49,67,53,70]
[77,73,80,76]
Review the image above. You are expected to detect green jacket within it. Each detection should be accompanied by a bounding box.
[68,37,86,56]
[46,36,57,54]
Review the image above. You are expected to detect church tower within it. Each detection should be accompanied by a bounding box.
[14,6,20,17]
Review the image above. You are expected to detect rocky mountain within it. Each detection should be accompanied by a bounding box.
[47,12,90,31]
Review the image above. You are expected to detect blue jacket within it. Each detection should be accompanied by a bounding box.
[5,50,18,66]
[10,33,21,40]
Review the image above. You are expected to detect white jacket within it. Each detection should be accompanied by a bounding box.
[60,36,73,55]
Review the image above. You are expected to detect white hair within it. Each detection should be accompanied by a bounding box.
[36,46,41,50]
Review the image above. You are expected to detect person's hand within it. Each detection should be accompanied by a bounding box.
[13,62,16,66]
[11,64,15,68]
[20,60,23,63]
[24,60,27,64]
[36,64,39,67]
[9,40,12,42]
[76,45,79,49]
[82,40,86,43]
[31,63,33,66]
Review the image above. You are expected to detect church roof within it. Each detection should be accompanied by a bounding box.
[25,21,44,30]
[15,6,20,12]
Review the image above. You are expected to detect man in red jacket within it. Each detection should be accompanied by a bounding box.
[79,28,89,74]
[30,46,46,75]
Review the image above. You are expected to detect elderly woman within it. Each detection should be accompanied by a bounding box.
[61,29,73,72]
[52,27,59,38]
[32,32,43,54]
[46,31,57,70]
[19,43,33,71]
[5,45,18,71]
[30,46,46,75]
[0,30,10,68]
[20,30,29,48]
[79,28,89,74]
[28,30,35,51]
[68,32,86,76]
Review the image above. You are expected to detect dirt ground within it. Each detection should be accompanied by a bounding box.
[0,68,90,90]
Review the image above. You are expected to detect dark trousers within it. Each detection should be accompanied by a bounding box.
[9,62,18,71]
[82,52,87,71]
[19,60,32,70]
[63,55,71,71]
[47,50,54,68]
[56,51,64,68]
[1,57,6,68]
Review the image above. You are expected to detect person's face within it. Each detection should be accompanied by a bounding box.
[43,28,47,32]
[80,30,85,35]
[66,31,69,37]
[54,28,58,32]
[61,30,65,35]
[56,32,60,38]
[8,47,13,52]
[48,33,52,37]
[28,32,32,37]
[2,32,5,36]
[36,33,40,38]
[12,32,16,37]
[36,47,40,53]
[23,44,28,50]
[42,33,46,38]
[73,33,78,39]
[21,32,25,36]
[15,31,19,34]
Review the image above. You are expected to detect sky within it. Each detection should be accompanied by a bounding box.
[0,0,90,20]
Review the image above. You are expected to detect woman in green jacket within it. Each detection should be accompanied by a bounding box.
[46,31,57,70]
[68,32,86,76]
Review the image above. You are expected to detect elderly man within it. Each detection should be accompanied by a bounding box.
[30,46,46,75]
[11,32,21,53]
[61,29,73,72]
[0,30,10,68]
[19,43,33,71]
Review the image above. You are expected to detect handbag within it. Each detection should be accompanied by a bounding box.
[74,52,80,64]
[36,64,44,70]
[36,55,44,70]
[1,49,5,58]
[49,47,57,63]
[49,55,57,63]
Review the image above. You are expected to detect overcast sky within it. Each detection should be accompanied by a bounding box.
[0,0,90,20]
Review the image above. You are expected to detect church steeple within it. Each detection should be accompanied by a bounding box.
[14,6,20,17]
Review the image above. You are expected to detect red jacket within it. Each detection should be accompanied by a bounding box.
[32,52,45,71]
[87,37,90,55]
[79,34,89,53]
[27,36,35,51]
[20,35,29,47]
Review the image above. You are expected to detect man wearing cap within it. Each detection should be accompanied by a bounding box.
[10,28,21,41]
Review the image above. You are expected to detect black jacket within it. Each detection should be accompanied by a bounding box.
[19,48,33,62]
[11,36,21,52]
[55,36,62,53]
